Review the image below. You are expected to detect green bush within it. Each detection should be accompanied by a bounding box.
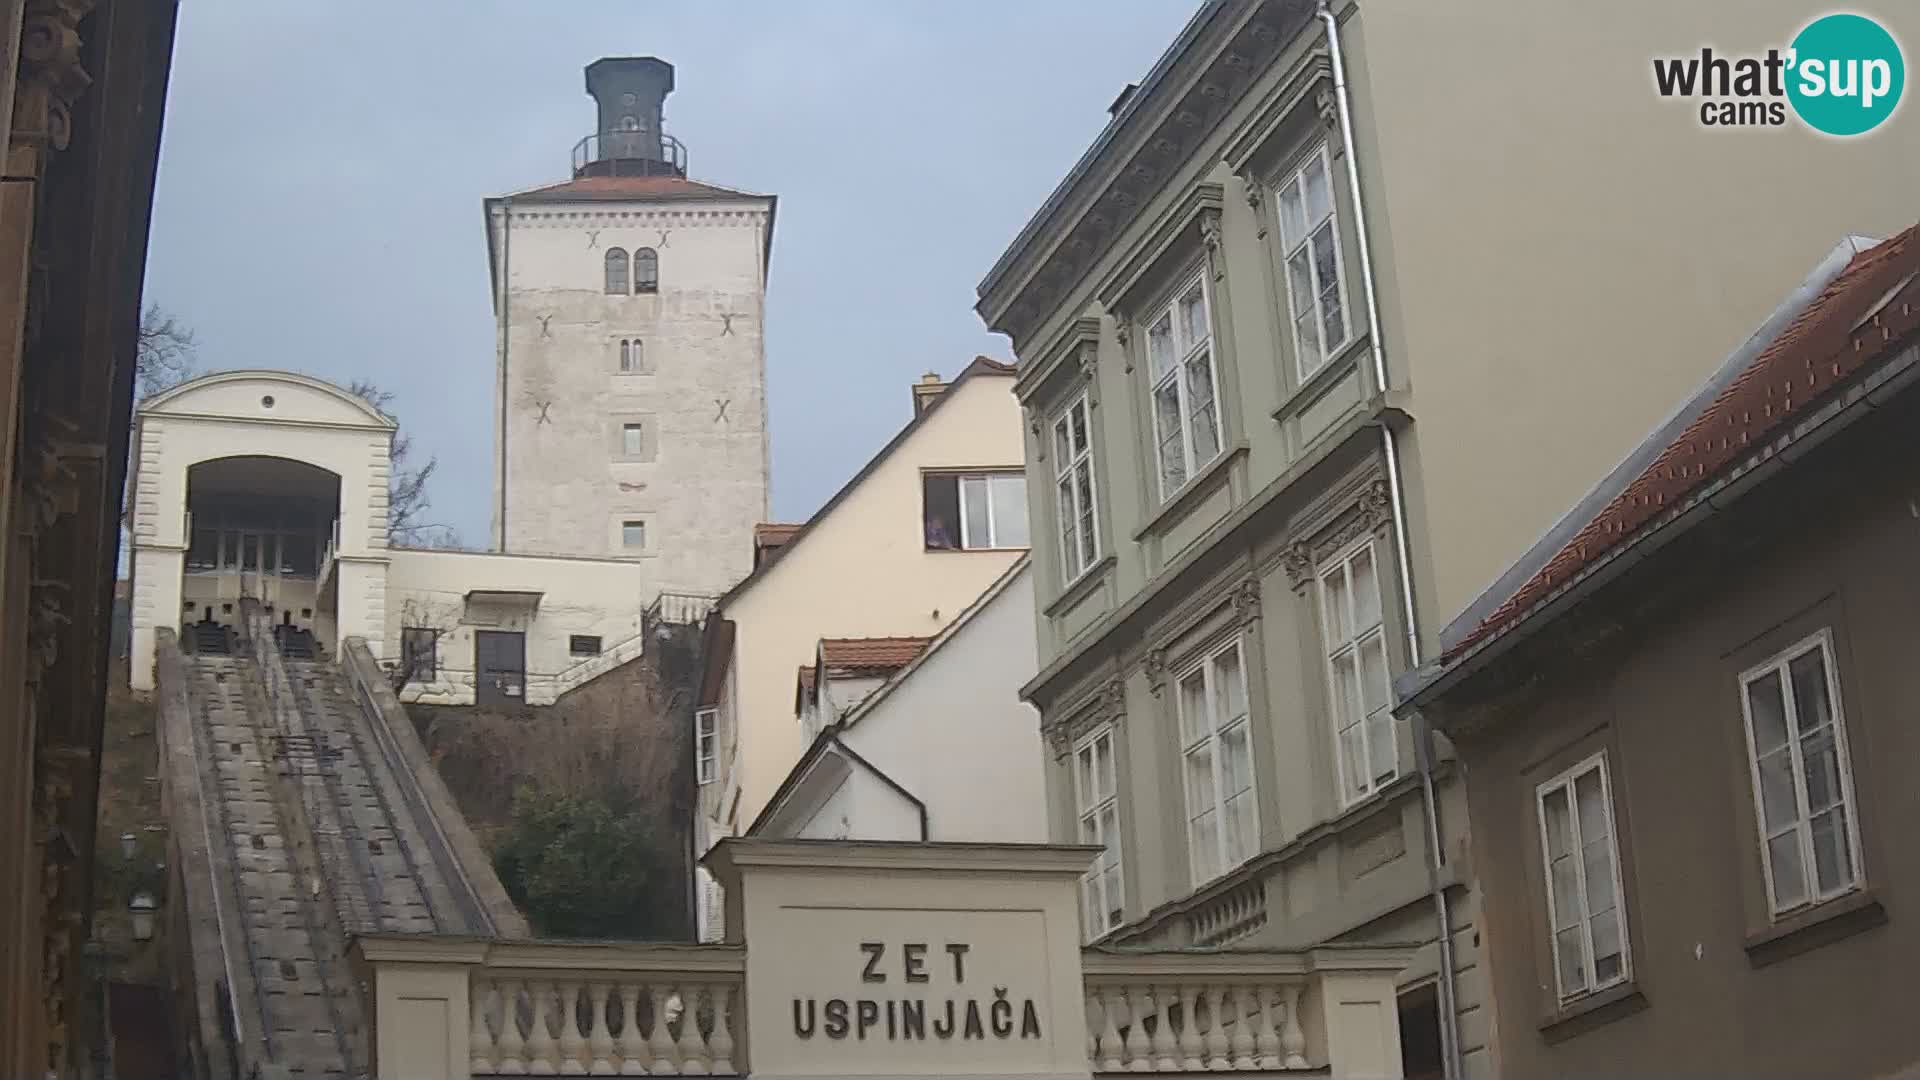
[493,787,679,940]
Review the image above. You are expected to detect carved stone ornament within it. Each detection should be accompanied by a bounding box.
[1076,340,1099,380]
[1143,647,1170,696]
[1199,207,1225,281]
[1043,677,1129,759]
[1231,578,1262,626]
[1098,677,1127,722]
[1281,542,1316,587]
[11,0,96,164]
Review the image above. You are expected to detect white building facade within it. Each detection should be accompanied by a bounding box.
[752,559,1049,847]
[485,56,774,600]
[124,369,662,707]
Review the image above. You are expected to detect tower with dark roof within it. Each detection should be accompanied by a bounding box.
[483,57,775,601]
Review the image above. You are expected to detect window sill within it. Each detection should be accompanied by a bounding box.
[923,544,1031,554]
[1538,981,1645,1044]
[1744,887,1884,968]
[1272,336,1368,424]
[1132,443,1248,543]
[1045,554,1116,618]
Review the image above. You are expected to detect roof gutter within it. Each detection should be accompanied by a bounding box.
[1317,6,1460,1078]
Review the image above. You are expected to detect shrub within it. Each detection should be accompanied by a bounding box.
[493,787,680,940]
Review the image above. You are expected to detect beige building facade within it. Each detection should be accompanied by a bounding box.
[694,361,1029,930]
[976,3,1917,1078]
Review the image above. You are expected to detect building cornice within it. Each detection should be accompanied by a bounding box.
[705,837,1101,880]
[977,0,1318,353]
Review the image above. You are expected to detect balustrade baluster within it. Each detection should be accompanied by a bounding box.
[617,981,647,1075]
[1251,986,1281,1069]
[1151,984,1179,1070]
[472,978,498,1074]
[1097,988,1124,1072]
[647,984,677,1074]
[588,982,616,1074]
[1122,986,1151,1071]
[527,980,559,1074]
[708,983,736,1074]
[1084,993,1101,1068]
[1205,984,1231,1070]
[1178,982,1205,1070]
[676,984,713,1074]
[560,981,588,1074]
[497,979,528,1074]
[1279,985,1307,1069]
[1228,985,1256,1069]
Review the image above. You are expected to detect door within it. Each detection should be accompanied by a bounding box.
[474,630,527,706]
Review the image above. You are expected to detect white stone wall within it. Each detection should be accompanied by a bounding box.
[126,372,394,689]
[384,546,653,707]
[488,195,772,599]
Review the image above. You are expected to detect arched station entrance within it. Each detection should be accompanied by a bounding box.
[180,455,341,656]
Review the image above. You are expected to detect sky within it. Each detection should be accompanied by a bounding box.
[143,1,1202,544]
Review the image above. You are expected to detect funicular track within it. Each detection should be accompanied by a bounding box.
[165,601,511,1079]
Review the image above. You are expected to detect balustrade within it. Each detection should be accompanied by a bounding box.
[468,973,741,1076]
[1081,953,1315,1073]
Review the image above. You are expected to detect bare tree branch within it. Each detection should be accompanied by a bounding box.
[346,378,443,548]
[135,304,195,398]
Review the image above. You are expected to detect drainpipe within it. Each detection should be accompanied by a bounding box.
[496,199,513,552]
[1317,3,1463,1078]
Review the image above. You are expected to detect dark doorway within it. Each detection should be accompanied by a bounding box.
[474,630,526,706]
[1398,982,1444,1080]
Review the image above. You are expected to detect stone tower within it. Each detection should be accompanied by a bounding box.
[485,57,774,599]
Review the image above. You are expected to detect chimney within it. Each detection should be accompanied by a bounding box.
[581,57,682,177]
[912,372,948,416]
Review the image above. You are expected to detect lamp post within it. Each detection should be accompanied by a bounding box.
[129,893,156,942]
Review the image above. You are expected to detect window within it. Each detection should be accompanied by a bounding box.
[1276,146,1350,379]
[604,248,629,294]
[1321,540,1395,804]
[695,707,718,785]
[1052,393,1100,581]
[569,635,602,657]
[922,472,1028,550]
[1176,639,1256,885]
[1074,726,1124,938]
[619,338,643,373]
[1536,753,1630,1003]
[1145,273,1222,498]
[634,247,659,293]
[186,526,219,571]
[622,422,645,458]
[1739,631,1862,917]
[621,520,646,549]
[400,627,437,682]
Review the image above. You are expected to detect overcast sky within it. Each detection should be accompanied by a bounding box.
[143,2,1199,543]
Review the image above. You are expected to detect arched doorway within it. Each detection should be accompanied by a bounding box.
[181,455,341,653]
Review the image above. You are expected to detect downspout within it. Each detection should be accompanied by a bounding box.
[1317,4,1464,1078]
[496,198,513,552]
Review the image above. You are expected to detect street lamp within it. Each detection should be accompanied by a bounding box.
[129,893,156,942]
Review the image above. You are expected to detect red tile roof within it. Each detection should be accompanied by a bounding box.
[819,637,933,672]
[1448,224,1920,662]
[797,664,817,695]
[505,174,762,203]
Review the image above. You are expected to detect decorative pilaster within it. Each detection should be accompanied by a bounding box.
[1143,648,1169,697]
[1230,577,1262,626]
[1199,206,1224,282]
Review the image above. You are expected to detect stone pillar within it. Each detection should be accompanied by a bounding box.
[1315,969,1407,1080]
[354,936,489,1080]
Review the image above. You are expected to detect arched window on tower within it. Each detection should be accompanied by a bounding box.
[634,247,659,294]
[604,248,629,295]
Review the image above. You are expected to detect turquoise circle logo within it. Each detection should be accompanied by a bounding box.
[1787,13,1905,136]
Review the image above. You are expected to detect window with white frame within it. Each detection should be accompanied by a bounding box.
[1073,726,1123,938]
[1739,631,1862,916]
[619,338,644,373]
[1275,146,1350,379]
[1536,753,1630,1003]
[1176,639,1256,885]
[1145,273,1223,499]
[622,422,645,458]
[695,707,718,785]
[1320,539,1396,804]
[922,472,1028,550]
[1052,392,1099,581]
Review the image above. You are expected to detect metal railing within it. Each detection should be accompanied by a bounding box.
[571,129,688,177]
